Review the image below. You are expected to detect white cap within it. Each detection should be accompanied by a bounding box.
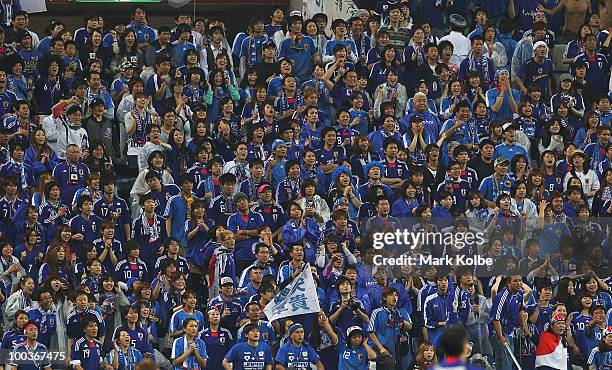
[289,10,302,17]
[220,277,234,286]
[346,326,363,337]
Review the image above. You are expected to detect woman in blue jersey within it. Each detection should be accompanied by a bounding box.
[171,317,208,370]
[584,274,612,311]
[106,330,144,370]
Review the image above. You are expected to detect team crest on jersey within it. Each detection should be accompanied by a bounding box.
[79,169,84,176]
[357,354,364,361]
[258,351,264,356]
[302,352,308,356]
[220,336,226,344]
[289,356,294,361]
[2,101,7,108]
[333,152,338,158]
[504,181,511,187]
[144,34,150,41]
[262,332,268,340]
[538,68,543,74]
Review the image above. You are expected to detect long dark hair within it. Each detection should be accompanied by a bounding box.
[30,128,53,161]
[119,29,138,54]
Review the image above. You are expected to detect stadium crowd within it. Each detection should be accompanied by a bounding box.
[0,0,609,369]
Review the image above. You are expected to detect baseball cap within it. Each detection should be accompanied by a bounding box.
[220,277,234,286]
[559,73,572,82]
[494,157,510,166]
[89,97,105,108]
[257,183,272,194]
[346,326,363,337]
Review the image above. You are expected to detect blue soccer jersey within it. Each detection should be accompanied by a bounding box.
[71,337,103,369]
[224,341,273,370]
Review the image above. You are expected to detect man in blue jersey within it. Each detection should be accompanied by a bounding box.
[368,286,412,370]
[222,323,273,370]
[8,321,52,370]
[114,241,148,284]
[227,192,264,272]
[573,34,610,99]
[164,173,195,247]
[526,280,554,336]
[437,161,471,213]
[69,195,102,254]
[235,302,275,344]
[515,40,554,99]
[69,317,104,370]
[490,273,532,370]
[94,176,131,243]
[493,124,530,163]
[278,14,315,82]
[424,273,456,347]
[128,6,157,50]
[210,173,238,227]
[26,289,57,350]
[479,157,515,208]
[52,144,90,206]
[209,277,243,336]
[275,323,325,370]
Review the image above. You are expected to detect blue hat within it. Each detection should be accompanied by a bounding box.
[288,323,304,335]
[330,166,352,186]
[364,161,384,177]
[271,139,287,152]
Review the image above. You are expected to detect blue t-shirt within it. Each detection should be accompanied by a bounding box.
[275,342,320,368]
[338,337,369,370]
[224,341,273,370]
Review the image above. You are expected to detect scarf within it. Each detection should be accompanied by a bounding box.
[602,186,612,203]
[141,212,161,244]
[590,142,605,169]
[278,90,303,114]
[132,109,150,146]
[468,53,491,85]
[67,161,80,184]
[289,31,302,45]
[117,347,139,370]
[9,158,27,191]
[234,161,249,184]
[18,290,32,310]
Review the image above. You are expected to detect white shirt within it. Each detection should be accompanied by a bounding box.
[439,31,470,66]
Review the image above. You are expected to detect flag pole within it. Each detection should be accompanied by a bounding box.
[505,344,523,370]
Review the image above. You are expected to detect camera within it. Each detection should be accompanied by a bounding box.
[347,298,361,312]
